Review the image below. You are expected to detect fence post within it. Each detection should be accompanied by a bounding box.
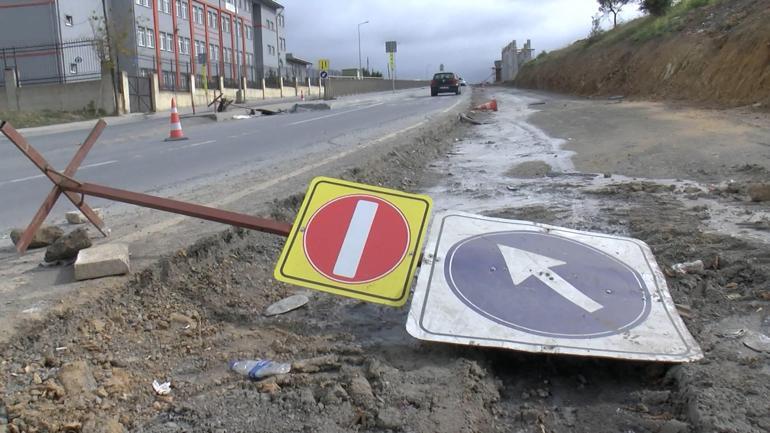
[4,67,20,111]
[218,76,224,94]
[189,74,197,115]
[279,76,284,98]
[261,78,266,100]
[294,78,299,97]
[119,71,130,114]
[150,72,160,112]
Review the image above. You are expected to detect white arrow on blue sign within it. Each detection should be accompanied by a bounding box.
[406,211,703,362]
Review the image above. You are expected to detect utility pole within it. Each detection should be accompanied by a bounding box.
[357,20,368,79]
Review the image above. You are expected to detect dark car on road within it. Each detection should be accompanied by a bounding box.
[431,72,461,96]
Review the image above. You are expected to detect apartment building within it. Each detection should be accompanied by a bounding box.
[0,0,105,85]
[0,0,290,90]
[110,0,260,90]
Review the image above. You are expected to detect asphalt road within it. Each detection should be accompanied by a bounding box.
[0,89,461,234]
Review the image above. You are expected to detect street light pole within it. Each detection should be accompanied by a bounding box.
[357,20,368,79]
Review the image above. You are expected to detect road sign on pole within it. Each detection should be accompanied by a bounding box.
[274,177,432,307]
[406,211,703,362]
[385,41,397,53]
[318,58,330,72]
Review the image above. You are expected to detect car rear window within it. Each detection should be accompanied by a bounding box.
[433,73,454,80]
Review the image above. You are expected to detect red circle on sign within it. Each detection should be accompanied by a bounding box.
[303,194,410,284]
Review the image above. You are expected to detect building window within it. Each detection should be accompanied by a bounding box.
[246,53,253,66]
[69,63,78,74]
[136,26,146,46]
[64,15,73,26]
[159,32,174,52]
[159,0,170,14]
[279,37,285,51]
[135,0,150,7]
[178,37,190,55]
[245,26,252,40]
[177,1,188,19]
[209,44,218,61]
[193,6,203,24]
[222,16,230,33]
[146,28,154,48]
[208,10,217,29]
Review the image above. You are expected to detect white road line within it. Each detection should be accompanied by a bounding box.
[180,139,216,149]
[288,103,384,126]
[80,160,119,169]
[1,159,119,186]
[332,200,378,278]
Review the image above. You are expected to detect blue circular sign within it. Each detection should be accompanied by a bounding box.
[320,71,328,79]
[444,231,651,338]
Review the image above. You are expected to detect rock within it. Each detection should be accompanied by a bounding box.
[82,417,125,433]
[65,208,103,225]
[74,243,129,280]
[348,376,375,408]
[264,294,309,316]
[257,382,281,394]
[376,407,403,429]
[321,384,348,405]
[659,419,689,433]
[748,183,770,202]
[45,228,92,262]
[10,225,64,249]
[59,360,97,396]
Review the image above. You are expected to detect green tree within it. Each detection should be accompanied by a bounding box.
[597,0,632,28]
[640,0,673,16]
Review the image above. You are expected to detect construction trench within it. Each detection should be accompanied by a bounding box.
[1,88,770,433]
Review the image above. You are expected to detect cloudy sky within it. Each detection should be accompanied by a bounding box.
[280,0,642,82]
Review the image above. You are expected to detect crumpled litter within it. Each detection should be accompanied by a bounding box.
[152,380,171,395]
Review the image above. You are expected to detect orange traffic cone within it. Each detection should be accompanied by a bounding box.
[474,98,498,112]
[165,98,188,141]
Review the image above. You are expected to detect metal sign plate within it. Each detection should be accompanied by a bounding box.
[385,41,397,53]
[406,211,703,362]
[274,177,432,307]
[320,70,328,79]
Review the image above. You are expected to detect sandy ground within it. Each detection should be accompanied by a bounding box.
[1,87,769,433]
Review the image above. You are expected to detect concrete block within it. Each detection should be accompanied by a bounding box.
[74,243,130,281]
[65,208,104,224]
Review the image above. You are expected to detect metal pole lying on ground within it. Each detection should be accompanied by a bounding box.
[0,120,292,255]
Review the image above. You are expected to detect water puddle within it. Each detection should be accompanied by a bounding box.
[429,90,770,244]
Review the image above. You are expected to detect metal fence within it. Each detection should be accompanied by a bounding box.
[0,39,104,87]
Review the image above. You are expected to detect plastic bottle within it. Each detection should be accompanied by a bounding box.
[229,359,291,379]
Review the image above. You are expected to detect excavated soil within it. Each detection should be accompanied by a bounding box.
[1,89,770,433]
[514,0,770,108]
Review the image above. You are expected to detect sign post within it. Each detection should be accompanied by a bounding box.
[385,41,396,93]
[318,58,329,99]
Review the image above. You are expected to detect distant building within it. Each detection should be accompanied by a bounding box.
[0,0,305,90]
[500,39,534,82]
[285,53,311,82]
[494,60,502,83]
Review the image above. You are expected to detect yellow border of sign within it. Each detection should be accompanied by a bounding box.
[274,176,433,307]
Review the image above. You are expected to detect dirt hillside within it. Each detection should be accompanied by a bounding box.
[514,0,770,107]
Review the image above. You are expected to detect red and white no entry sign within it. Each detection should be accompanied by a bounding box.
[303,194,410,284]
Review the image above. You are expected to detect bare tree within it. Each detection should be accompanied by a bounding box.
[598,0,632,28]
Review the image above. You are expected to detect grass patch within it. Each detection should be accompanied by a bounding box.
[0,103,106,129]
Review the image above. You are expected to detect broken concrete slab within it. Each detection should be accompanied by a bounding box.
[289,103,331,113]
[45,228,92,262]
[65,208,103,225]
[10,225,64,249]
[74,243,130,281]
[264,294,309,316]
